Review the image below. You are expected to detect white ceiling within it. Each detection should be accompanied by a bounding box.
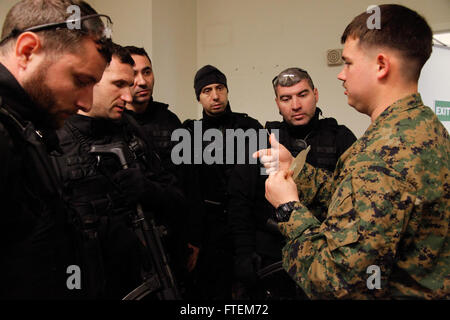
[434,32,450,47]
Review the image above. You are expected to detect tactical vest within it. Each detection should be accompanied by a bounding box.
[0,97,74,298]
[266,118,341,171]
[54,114,154,297]
[138,102,173,159]
[56,117,150,216]
[0,99,62,201]
[0,98,68,230]
[184,112,261,210]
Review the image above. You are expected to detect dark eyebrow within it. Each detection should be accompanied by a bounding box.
[279,89,309,100]
[133,66,152,74]
[113,79,131,87]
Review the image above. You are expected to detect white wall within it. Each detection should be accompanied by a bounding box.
[152,0,198,122]
[419,45,450,133]
[0,1,21,34]
[196,0,450,137]
[91,0,152,49]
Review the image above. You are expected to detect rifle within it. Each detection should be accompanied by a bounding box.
[89,141,182,300]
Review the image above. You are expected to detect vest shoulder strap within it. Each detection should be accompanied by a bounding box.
[265,121,283,130]
[317,117,338,131]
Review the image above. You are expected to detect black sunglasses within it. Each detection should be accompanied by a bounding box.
[0,14,113,46]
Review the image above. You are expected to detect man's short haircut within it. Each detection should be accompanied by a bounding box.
[110,43,135,66]
[341,4,432,81]
[272,67,315,97]
[0,0,112,62]
[124,45,152,63]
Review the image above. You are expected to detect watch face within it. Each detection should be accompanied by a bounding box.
[275,202,296,222]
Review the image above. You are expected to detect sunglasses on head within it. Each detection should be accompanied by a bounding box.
[0,14,113,46]
[272,68,309,87]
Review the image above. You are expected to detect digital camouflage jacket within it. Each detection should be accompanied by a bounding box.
[280,94,450,299]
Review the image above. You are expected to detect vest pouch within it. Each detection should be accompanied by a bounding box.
[68,200,106,297]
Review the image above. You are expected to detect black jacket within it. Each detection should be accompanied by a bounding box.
[125,99,181,172]
[182,103,262,248]
[0,63,75,299]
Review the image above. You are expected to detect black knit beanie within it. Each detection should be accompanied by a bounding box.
[194,65,228,100]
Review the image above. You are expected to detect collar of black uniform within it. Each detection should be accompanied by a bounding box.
[127,97,169,120]
[137,96,157,118]
[141,96,156,118]
[0,63,56,132]
[66,113,123,137]
[284,107,322,138]
[142,97,168,117]
[202,102,232,128]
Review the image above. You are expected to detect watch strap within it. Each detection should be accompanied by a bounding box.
[274,201,297,222]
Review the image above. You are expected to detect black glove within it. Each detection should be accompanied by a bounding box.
[234,252,262,285]
[112,168,146,205]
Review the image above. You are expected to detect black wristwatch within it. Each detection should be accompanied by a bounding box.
[273,201,297,223]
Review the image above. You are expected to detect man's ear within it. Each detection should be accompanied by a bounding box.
[275,96,282,114]
[15,32,42,69]
[276,102,282,116]
[376,53,390,80]
[314,87,319,103]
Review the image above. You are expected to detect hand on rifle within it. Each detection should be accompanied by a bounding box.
[113,168,147,204]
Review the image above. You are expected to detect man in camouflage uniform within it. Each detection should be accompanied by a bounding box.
[255,4,449,299]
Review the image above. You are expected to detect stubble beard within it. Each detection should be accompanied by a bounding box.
[131,95,151,114]
[22,63,62,129]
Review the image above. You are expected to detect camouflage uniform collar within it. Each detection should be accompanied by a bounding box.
[367,93,423,132]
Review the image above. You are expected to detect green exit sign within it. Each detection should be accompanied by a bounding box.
[435,100,450,122]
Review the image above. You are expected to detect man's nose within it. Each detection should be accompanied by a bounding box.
[135,73,146,87]
[76,86,94,112]
[122,87,133,104]
[291,96,302,110]
[211,89,219,100]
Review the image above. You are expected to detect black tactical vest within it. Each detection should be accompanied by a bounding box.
[126,100,181,171]
[266,117,341,172]
[54,114,155,297]
[0,97,75,299]
[55,115,151,215]
[184,107,262,209]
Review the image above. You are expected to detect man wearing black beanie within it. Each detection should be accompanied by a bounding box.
[183,65,262,300]
[193,65,228,101]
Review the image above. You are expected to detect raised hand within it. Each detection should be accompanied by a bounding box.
[253,133,294,174]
